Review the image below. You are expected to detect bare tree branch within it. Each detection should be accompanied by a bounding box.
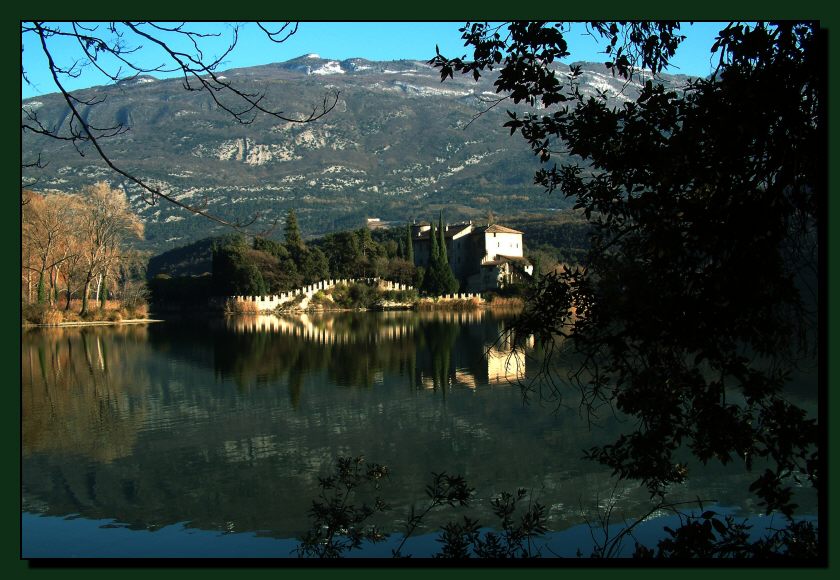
[463,94,509,130]
[257,22,299,44]
[29,22,273,230]
[21,21,338,232]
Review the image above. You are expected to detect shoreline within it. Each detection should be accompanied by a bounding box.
[22,318,164,329]
[24,300,525,326]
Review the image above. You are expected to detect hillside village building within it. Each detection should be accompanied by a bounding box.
[411,221,533,292]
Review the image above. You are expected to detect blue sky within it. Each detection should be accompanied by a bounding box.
[21,22,727,99]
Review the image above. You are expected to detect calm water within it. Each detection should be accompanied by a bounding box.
[21,310,818,558]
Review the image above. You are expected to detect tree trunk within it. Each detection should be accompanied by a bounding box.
[50,266,58,306]
[36,270,46,304]
[100,272,107,309]
[94,272,102,304]
[81,276,91,315]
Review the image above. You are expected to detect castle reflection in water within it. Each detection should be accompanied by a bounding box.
[225,310,531,387]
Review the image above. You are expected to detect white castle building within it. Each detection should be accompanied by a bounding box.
[411,221,533,292]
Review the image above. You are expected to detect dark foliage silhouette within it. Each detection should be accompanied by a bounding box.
[431,20,821,539]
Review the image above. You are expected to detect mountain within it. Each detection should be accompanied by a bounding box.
[22,55,693,253]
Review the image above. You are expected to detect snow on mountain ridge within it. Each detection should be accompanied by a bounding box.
[311,61,345,75]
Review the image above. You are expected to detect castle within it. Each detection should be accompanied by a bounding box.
[411,221,533,292]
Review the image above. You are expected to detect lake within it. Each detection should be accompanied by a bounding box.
[21,310,818,558]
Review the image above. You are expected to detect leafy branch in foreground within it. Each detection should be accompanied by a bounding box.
[295,456,390,558]
[297,457,548,559]
[392,471,474,557]
[631,507,818,560]
[296,457,818,559]
[434,488,548,559]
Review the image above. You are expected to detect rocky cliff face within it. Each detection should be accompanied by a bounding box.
[22,55,692,252]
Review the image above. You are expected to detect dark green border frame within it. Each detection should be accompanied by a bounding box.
[7,4,838,578]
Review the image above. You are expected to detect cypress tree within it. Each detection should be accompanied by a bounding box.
[422,222,440,294]
[422,218,459,295]
[437,253,459,294]
[437,213,458,293]
[438,213,448,264]
[429,221,439,263]
[406,223,414,263]
[532,255,542,281]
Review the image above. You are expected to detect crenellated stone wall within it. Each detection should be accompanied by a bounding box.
[230,278,416,312]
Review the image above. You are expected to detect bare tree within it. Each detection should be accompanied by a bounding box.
[21,190,80,304]
[59,223,89,311]
[116,248,151,309]
[74,182,144,314]
[21,21,339,230]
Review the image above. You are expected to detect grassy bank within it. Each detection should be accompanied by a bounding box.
[22,300,149,326]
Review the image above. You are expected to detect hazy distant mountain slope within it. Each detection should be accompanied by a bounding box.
[22,55,692,253]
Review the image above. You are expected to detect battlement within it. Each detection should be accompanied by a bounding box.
[230,278,415,312]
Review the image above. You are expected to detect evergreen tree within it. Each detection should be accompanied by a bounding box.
[357,227,375,259]
[212,234,271,296]
[429,222,439,263]
[284,209,304,252]
[355,227,381,277]
[438,212,460,294]
[406,223,414,263]
[242,263,268,296]
[322,231,362,279]
[531,255,543,282]
[413,266,425,290]
[437,215,458,294]
[421,222,440,294]
[299,247,330,284]
[438,213,448,263]
[436,253,459,295]
[422,219,459,295]
[252,236,300,291]
[253,236,288,259]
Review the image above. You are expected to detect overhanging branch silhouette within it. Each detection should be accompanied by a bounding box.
[22,21,340,232]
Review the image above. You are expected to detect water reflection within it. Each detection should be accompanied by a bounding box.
[21,312,817,552]
[215,311,527,394]
[23,326,152,464]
